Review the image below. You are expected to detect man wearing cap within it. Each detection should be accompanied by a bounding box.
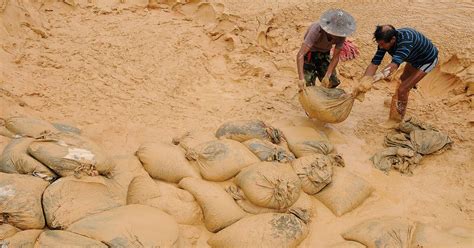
[296,9,356,90]
[362,25,438,124]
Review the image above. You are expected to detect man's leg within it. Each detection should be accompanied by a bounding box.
[389,68,427,122]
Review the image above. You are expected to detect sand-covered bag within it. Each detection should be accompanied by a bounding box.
[67,204,179,247]
[28,132,114,177]
[342,217,417,248]
[179,177,246,232]
[3,116,56,137]
[184,139,259,181]
[299,86,355,123]
[243,138,295,162]
[0,138,57,181]
[0,229,43,248]
[235,162,301,210]
[106,155,147,203]
[127,174,203,225]
[409,129,453,155]
[0,224,19,240]
[136,142,200,183]
[173,130,216,149]
[215,119,284,144]
[208,210,309,248]
[43,176,123,229]
[291,154,344,194]
[279,126,333,157]
[0,173,48,229]
[36,230,107,248]
[315,167,373,216]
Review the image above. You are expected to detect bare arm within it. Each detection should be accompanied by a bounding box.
[364,63,379,77]
[296,43,311,80]
[325,47,341,78]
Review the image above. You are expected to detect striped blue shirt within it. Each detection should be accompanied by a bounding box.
[371,28,438,68]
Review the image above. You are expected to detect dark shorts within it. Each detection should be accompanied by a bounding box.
[303,51,340,88]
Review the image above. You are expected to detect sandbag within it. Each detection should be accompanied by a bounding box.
[28,132,114,178]
[299,86,355,123]
[410,129,453,155]
[235,162,301,210]
[4,116,56,137]
[172,130,217,149]
[0,173,48,229]
[315,167,373,216]
[398,116,436,134]
[67,204,180,247]
[291,154,341,194]
[35,230,107,247]
[0,224,19,240]
[279,126,333,157]
[0,138,57,181]
[0,229,42,248]
[371,147,422,174]
[411,223,473,248]
[215,119,284,144]
[342,217,417,248]
[179,177,246,232]
[136,142,200,183]
[52,122,82,134]
[127,174,203,225]
[42,176,123,229]
[208,211,309,248]
[226,185,282,215]
[243,138,295,163]
[184,139,259,181]
[106,155,148,203]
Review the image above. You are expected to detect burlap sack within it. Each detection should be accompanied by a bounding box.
[315,167,373,216]
[184,139,259,181]
[172,130,217,149]
[208,211,309,248]
[35,230,107,248]
[67,205,180,247]
[291,154,339,194]
[4,116,56,137]
[179,177,246,232]
[127,174,203,225]
[0,229,43,248]
[0,173,48,229]
[43,176,123,229]
[106,155,148,204]
[299,86,355,123]
[215,119,284,144]
[0,138,57,181]
[0,224,19,240]
[28,132,114,177]
[279,126,333,157]
[136,142,200,183]
[243,138,295,163]
[342,217,417,248]
[235,162,301,210]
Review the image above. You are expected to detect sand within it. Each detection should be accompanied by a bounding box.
[0,0,473,246]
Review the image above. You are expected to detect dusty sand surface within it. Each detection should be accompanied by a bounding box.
[1,0,473,246]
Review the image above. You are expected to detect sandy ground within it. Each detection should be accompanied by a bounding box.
[1,0,473,246]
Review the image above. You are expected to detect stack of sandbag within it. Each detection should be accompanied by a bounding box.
[372,117,453,174]
[234,162,302,210]
[279,126,334,157]
[315,167,373,216]
[127,174,203,225]
[67,205,180,247]
[136,142,201,183]
[0,173,49,230]
[183,139,260,181]
[208,209,310,248]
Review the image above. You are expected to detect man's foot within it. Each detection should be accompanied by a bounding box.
[380,119,400,129]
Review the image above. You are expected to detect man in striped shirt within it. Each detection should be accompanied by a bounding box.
[363,25,438,125]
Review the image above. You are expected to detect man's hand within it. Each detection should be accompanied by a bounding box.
[321,77,331,88]
[296,79,305,92]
